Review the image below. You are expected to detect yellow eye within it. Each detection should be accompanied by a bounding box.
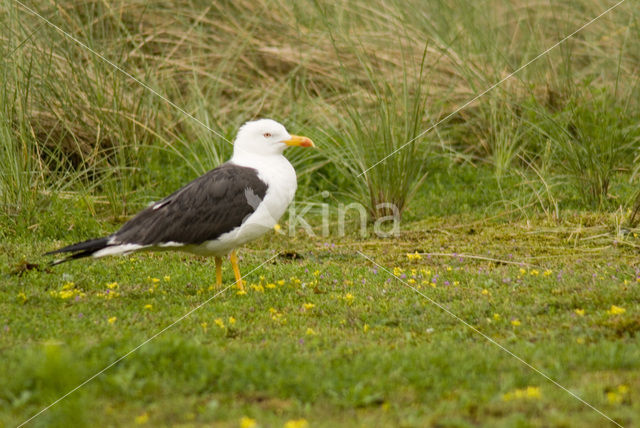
[263,132,272,138]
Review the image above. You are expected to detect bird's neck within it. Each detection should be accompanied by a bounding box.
[230,151,287,169]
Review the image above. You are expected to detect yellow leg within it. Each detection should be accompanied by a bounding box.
[229,250,244,289]
[215,256,223,288]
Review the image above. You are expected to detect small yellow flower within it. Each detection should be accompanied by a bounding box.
[363,323,369,333]
[481,289,489,295]
[284,419,309,428]
[306,328,316,335]
[303,303,315,310]
[273,223,281,232]
[214,318,225,329]
[406,251,422,261]
[493,313,501,321]
[108,316,117,324]
[313,270,320,276]
[239,416,257,428]
[143,304,152,310]
[228,316,236,325]
[575,309,585,317]
[236,289,247,296]
[446,266,452,271]
[201,322,208,332]
[607,305,626,315]
[62,281,75,290]
[106,282,119,289]
[163,275,171,282]
[134,412,149,425]
[17,291,28,303]
[277,280,286,286]
[250,284,265,293]
[543,269,552,276]
[407,278,416,284]
[393,267,404,276]
[502,386,541,401]
[519,268,526,275]
[453,281,460,286]
[344,293,354,304]
[150,277,160,283]
[576,337,585,344]
[530,269,539,276]
[266,282,276,289]
[511,319,521,327]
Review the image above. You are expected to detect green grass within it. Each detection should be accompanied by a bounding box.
[2,211,640,427]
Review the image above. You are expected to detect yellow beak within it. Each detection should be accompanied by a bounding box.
[283,134,315,148]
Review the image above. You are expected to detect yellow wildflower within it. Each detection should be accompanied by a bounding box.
[493,313,501,321]
[214,318,225,329]
[303,303,315,310]
[239,416,257,428]
[393,267,404,276]
[543,269,552,276]
[250,284,265,293]
[453,281,460,286]
[150,277,160,283]
[530,269,539,276]
[406,251,422,261]
[62,281,75,290]
[106,282,119,289]
[306,328,316,335]
[17,291,28,303]
[502,386,541,401]
[574,309,585,317]
[407,278,416,284]
[163,275,171,282]
[236,289,247,296]
[277,280,286,286]
[363,324,369,333]
[108,316,117,324]
[201,322,208,332]
[576,337,585,344]
[266,282,276,289]
[228,316,236,325]
[519,268,526,275]
[481,289,489,295]
[134,412,149,425]
[284,419,309,428]
[273,223,281,232]
[313,270,320,276]
[607,305,626,315]
[511,319,521,327]
[344,293,354,304]
[144,304,152,310]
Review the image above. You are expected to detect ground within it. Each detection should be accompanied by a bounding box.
[2,215,639,427]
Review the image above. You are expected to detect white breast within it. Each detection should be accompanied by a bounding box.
[196,154,297,256]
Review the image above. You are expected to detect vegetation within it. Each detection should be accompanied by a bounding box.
[1,0,640,426]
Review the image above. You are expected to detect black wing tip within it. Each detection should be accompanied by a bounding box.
[44,237,111,262]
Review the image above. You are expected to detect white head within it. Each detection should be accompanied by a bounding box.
[232,119,314,157]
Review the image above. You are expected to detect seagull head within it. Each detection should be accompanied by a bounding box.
[233,119,314,156]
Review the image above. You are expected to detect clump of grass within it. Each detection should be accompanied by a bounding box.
[527,89,639,209]
[318,45,434,221]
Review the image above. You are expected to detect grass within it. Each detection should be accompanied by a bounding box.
[2,0,640,426]
[2,214,640,427]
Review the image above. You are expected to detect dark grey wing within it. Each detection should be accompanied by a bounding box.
[113,163,268,246]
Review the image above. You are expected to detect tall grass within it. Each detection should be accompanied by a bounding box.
[1,0,639,227]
